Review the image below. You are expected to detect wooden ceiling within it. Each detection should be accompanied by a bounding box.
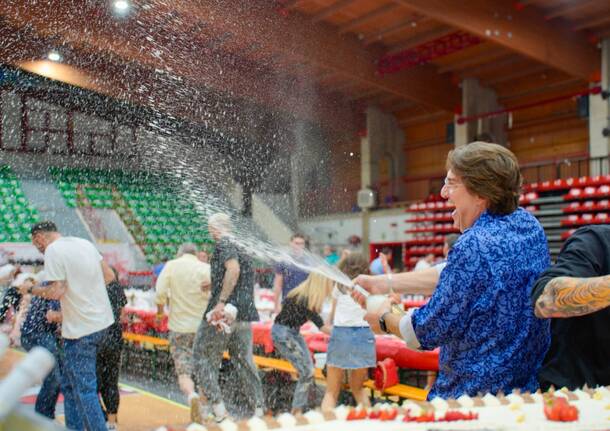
[0,0,607,132]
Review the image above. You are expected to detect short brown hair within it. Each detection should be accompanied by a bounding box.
[337,252,370,279]
[447,142,522,215]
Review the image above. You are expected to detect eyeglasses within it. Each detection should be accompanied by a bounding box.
[443,177,462,191]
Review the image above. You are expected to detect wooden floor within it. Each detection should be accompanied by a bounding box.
[0,349,190,431]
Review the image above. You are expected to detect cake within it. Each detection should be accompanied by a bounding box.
[159,386,610,431]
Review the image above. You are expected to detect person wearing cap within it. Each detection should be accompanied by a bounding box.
[20,221,115,431]
[15,271,62,420]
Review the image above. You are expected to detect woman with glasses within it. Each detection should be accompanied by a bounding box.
[355,142,551,400]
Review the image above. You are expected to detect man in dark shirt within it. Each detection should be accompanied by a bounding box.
[273,233,310,314]
[19,275,62,420]
[531,225,610,390]
[192,213,264,423]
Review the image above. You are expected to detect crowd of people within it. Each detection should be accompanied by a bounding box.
[0,141,607,430]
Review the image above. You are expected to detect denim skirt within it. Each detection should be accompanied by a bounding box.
[326,326,376,369]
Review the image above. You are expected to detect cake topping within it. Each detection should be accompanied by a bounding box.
[218,419,238,431]
[457,394,475,408]
[302,410,324,424]
[275,413,296,428]
[333,405,349,421]
[246,416,268,431]
[482,393,501,406]
[521,392,535,403]
[430,396,449,411]
[572,389,591,400]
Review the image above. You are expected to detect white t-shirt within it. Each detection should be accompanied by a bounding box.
[44,237,114,339]
[331,286,369,327]
[414,259,432,271]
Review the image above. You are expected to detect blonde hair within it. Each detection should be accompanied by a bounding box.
[286,272,334,313]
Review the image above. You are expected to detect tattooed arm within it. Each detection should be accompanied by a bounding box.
[535,275,610,318]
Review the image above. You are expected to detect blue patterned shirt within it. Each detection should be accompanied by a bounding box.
[412,208,551,399]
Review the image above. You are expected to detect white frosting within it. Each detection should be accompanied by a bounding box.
[276,413,297,428]
[594,386,610,399]
[247,416,268,431]
[402,401,422,417]
[185,424,207,431]
[457,394,474,408]
[573,389,591,400]
[430,396,449,411]
[333,405,349,421]
[482,393,501,406]
[530,392,544,403]
[303,411,325,424]
[554,391,569,399]
[505,393,524,405]
[218,419,238,431]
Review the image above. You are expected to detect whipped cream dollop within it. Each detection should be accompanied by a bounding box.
[457,394,475,408]
[482,393,501,407]
[276,413,297,428]
[303,411,325,424]
[247,416,268,431]
[218,419,238,431]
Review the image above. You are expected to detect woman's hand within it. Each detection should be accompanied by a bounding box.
[363,298,392,334]
[351,274,389,296]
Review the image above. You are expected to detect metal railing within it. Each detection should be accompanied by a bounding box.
[521,155,610,185]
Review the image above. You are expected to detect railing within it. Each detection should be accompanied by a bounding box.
[521,155,610,185]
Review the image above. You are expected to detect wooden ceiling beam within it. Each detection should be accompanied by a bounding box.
[394,0,600,80]
[388,99,417,112]
[0,4,359,130]
[166,1,459,111]
[399,111,448,127]
[338,3,399,35]
[437,50,513,74]
[282,0,306,10]
[498,78,583,104]
[311,0,359,23]
[544,1,599,21]
[457,54,526,78]
[485,64,548,86]
[387,26,453,55]
[573,15,610,31]
[363,15,424,45]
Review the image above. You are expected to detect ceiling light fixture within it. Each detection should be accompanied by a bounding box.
[47,51,61,62]
[113,0,130,14]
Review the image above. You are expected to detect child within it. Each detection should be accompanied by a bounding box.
[272,272,333,414]
[321,253,376,411]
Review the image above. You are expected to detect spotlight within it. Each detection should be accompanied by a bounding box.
[47,51,61,62]
[113,0,130,14]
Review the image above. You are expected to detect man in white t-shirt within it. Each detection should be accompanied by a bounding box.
[20,221,115,431]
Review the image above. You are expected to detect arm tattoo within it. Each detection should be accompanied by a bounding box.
[535,275,610,318]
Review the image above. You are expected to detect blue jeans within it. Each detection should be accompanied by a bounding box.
[271,324,314,410]
[62,328,108,431]
[20,331,62,419]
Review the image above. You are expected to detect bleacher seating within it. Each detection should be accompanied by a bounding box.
[0,166,40,242]
[403,174,610,266]
[49,167,212,263]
